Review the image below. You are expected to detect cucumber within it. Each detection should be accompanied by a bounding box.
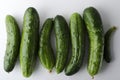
[38,18,55,72]
[104,26,117,63]
[54,15,70,74]
[4,15,20,72]
[83,7,104,77]
[20,7,39,77]
[65,13,85,75]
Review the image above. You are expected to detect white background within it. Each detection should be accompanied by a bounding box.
[0,0,120,80]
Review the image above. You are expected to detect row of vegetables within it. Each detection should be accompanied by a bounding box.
[4,7,116,78]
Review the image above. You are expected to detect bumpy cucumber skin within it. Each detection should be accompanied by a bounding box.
[104,26,116,63]
[83,7,104,77]
[4,15,20,72]
[54,15,70,74]
[39,18,55,71]
[65,13,85,75]
[20,7,39,77]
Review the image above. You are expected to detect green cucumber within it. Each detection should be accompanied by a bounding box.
[104,26,117,63]
[83,7,104,77]
[4,15,20,72]
[20,7,39,77]
[65,13,85,75]
[38,18,55,72]
[54,15,70,74]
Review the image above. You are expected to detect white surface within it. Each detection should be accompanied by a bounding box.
[0,0,120,80]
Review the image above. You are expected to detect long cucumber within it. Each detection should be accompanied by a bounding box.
[4,15,20,72]
[54,15,70,74]
[20,7,39,77]
[38,18,55,72]
[83,7,104,77]
[65,13,85,75]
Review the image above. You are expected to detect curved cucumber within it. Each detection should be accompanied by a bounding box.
[38,18,55,72]
[4,15,20,72]
[54,15,70,74]
[65,13,85,75]
[20,7,39,77]
[104,26,117,63]
[83,7,104,77]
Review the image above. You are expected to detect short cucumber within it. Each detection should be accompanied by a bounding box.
[65,13,85,75]
[83,7,104,77]
[20,7,39,77]
[4,15,20,72]
[54,15,70,74]
[104,26,117,63]
[38,18,55,72]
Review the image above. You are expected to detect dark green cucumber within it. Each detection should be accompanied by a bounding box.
[4,15,20,72]
[38,18,55,72]
[20,7,39,77]
[104,26,117,63]
[65,13,85,75]
[54,15,70,74]
[83,7,104,77]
